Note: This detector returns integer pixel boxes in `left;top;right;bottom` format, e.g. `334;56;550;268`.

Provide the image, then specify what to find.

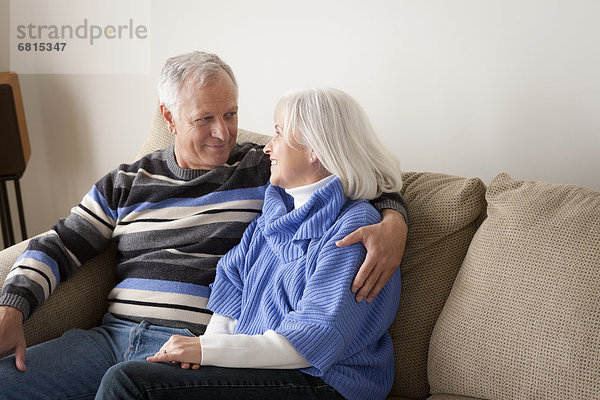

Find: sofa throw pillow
389;172;486;399
429;173;600;400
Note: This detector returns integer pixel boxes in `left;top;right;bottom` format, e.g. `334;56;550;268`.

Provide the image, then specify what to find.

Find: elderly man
0;51;407;399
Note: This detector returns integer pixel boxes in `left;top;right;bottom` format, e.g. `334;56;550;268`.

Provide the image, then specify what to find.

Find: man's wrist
0;305;25;324
0;293;30;322
381;208;408;225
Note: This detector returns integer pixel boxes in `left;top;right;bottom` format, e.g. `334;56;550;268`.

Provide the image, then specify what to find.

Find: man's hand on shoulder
336;209;407;303
0;306;27;372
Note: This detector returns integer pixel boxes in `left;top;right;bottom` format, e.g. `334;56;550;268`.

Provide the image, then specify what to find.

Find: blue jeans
0;313;195;400
96;361;344;399
1;313;343;399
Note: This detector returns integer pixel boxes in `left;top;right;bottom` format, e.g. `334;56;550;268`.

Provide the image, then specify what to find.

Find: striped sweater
0;143;270;333
207;177;402;400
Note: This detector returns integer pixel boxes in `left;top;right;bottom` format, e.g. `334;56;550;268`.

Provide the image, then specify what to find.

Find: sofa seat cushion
428;173;600;400
389;172;486;399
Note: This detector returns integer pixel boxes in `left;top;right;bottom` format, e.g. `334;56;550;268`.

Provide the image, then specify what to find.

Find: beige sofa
1;109;599;400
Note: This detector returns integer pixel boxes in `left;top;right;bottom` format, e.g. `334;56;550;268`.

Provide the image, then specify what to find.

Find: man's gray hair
158;51;238;117
274;87;403;200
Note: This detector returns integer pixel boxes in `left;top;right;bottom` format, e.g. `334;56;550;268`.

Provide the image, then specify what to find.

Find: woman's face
263;114;321;189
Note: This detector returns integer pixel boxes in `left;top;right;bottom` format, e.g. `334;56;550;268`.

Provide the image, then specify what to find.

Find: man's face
170;70;238;170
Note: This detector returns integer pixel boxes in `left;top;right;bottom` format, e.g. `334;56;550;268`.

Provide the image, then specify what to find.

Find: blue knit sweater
207;177;402;400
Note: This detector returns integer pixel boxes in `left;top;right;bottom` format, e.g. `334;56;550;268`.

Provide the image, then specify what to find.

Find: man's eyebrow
191;105;237;117
191;109;212;117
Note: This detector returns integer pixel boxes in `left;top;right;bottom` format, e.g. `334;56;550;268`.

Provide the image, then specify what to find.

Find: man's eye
225;112;237;118
196;116;212;122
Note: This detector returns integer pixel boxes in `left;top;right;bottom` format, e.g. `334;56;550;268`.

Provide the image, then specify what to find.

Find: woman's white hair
275;87;403;200
158;51;237;118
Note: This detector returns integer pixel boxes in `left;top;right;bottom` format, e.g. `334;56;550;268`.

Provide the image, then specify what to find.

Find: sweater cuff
0;293;31;321
371;192;408;223
276;318;341;374
206;280;242;320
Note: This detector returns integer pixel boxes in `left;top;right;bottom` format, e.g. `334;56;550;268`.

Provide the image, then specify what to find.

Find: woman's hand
146;335;203;370
336;209;407;303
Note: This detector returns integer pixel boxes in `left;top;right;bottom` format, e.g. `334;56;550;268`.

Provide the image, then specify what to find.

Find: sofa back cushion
390;172;487;399
429;173;600;399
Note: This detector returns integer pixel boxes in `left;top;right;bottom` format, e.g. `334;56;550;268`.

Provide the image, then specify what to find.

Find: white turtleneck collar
284;175;337;210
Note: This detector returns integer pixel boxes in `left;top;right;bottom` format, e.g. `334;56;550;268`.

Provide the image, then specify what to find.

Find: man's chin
209;153;232;167
203;143;234;166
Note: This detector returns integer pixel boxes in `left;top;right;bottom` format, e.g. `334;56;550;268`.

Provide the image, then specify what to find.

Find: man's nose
211;118;229;141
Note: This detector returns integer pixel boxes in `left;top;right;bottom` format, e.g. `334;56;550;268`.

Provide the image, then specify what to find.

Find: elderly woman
95;88;403;400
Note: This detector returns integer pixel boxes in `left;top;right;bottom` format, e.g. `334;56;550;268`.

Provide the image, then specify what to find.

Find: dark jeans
96;361;345;400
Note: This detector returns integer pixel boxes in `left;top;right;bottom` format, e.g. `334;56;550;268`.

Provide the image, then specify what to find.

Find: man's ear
160;104;176;135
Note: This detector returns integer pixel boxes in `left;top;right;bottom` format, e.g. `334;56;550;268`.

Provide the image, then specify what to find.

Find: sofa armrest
0;240;117;354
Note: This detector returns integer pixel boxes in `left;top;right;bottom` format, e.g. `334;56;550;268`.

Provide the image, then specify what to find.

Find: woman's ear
309;149;318;163
160;104;176;135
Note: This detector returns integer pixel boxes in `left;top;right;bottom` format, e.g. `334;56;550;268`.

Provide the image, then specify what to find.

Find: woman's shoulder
336;198;381;231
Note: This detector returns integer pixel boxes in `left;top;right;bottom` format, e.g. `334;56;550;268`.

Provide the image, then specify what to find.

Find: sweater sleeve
204;313;238;335
206;217;260;320
202;313;310;369
276;203;402;375
370;191;408;223
0;170;119;320
200;329;311;369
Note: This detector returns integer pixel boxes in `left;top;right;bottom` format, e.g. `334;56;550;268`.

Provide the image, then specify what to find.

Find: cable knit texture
207;177;402;400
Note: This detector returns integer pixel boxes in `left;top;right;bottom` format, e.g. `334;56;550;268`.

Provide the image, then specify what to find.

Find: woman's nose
263;139;272;154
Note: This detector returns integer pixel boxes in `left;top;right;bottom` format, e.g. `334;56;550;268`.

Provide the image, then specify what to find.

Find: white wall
1;0;599;241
